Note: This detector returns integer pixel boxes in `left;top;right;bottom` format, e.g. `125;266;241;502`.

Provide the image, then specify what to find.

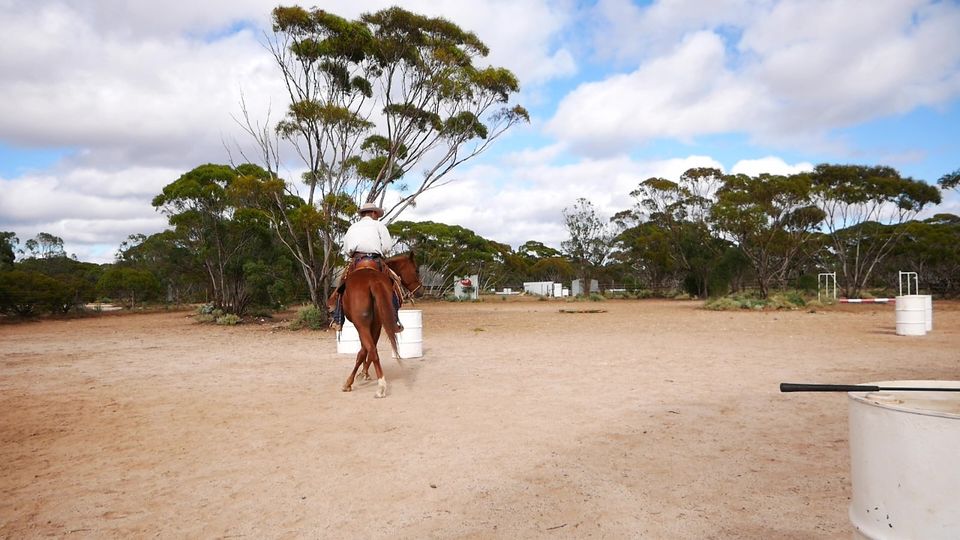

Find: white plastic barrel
336;319;361;354
848;381;960;539
924;295;933;332
894;295;926;336
396;309;423;359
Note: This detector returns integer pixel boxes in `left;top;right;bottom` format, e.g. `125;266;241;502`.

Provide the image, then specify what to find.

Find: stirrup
330;321;342;331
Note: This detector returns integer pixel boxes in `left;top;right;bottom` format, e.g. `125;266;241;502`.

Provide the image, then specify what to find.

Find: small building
571;279;599;296
523;281;555;296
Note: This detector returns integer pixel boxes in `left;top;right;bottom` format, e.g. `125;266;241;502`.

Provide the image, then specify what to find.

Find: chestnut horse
340;252;423;398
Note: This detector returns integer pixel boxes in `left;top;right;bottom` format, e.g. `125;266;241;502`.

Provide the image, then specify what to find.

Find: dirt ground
1;298;958;539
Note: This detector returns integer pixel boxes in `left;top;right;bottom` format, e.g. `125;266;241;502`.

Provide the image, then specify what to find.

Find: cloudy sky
2;0;959;262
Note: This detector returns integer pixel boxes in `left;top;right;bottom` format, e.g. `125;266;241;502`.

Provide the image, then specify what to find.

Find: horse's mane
386;251;415;265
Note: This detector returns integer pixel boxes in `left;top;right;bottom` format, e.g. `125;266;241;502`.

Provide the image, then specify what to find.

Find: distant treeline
2;164;959;317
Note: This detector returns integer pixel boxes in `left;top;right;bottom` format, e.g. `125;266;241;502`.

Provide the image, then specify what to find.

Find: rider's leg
392;292;403;332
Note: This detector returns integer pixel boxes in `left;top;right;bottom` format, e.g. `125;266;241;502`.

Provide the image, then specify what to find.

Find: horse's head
386;252;424;298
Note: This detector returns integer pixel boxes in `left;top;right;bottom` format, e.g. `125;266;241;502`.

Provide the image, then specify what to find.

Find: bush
291;305;325;330
704;291;809;311
216;314;241;325
703;297;742;311
0;270;73;315
588;293;605;302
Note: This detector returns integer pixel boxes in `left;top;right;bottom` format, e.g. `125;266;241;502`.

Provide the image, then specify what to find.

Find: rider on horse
329;202;402;331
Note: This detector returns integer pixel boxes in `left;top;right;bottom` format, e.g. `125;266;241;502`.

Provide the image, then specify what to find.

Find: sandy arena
2;298;958;538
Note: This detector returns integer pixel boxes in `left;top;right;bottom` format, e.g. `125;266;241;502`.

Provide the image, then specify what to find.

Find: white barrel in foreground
848;380;960;539
894;295;926;336
396;309;423;359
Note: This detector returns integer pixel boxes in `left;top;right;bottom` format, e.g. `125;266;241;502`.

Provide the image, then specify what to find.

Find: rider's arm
378;221;394;255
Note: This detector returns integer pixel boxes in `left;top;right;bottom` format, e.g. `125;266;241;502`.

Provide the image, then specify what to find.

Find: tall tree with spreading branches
562;198;613;293
236;6;527;312
807;164;941;297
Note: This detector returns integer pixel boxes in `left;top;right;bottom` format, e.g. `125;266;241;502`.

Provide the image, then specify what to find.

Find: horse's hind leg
370;352;387;399
342;349;366;392
357;348;372;382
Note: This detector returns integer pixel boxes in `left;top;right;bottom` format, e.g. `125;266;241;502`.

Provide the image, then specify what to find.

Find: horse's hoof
374;390;386;399
342;386;352;392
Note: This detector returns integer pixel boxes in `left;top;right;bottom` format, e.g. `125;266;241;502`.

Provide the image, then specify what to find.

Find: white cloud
395;153;723;250
590;0;763;63
0;168;172;262
730;156;813;176
551;0;960;155
548;31;768;154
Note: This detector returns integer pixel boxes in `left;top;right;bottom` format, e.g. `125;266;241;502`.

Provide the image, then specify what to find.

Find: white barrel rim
848;380;960;419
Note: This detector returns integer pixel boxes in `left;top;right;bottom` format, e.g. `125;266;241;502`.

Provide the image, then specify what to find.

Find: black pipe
780;383;960;393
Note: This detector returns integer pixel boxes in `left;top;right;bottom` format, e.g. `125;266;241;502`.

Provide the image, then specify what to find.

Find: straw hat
359;202;384;217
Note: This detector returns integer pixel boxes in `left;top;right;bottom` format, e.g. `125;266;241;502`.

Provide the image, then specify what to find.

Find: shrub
703;297;742;311
291;305;325;330
216;314;241;325
0;270;73;315
704;291;810;311
588;293;605;302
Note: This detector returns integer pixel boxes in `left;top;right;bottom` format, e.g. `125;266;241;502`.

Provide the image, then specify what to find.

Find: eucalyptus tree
116;231;209;304
561;198;614;293
389;220;509;294
517;240;569;283
609;216;681;293
152;164;275;314
240;6;527;313
627;168;727;297
938;168;960;191
883;214;960;296
807;164;941;297
0;232;16;269
712;173;825;298
97;267;161;309
23;232;66;259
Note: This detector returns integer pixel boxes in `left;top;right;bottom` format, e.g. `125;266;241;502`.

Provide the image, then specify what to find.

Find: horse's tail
372;277;403;363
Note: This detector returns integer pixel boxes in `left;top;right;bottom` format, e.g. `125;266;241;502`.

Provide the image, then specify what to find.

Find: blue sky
1;0;959;263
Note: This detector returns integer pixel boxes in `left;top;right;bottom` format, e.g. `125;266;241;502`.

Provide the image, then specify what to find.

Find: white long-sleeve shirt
341;216;394;257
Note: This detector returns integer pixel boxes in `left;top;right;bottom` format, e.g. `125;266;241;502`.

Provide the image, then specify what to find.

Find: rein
403;282;423;304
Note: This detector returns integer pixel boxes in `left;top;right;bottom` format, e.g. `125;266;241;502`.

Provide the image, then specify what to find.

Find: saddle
340;254;406;307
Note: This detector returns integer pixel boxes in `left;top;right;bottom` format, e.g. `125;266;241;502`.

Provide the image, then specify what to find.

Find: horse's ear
407;250;416;264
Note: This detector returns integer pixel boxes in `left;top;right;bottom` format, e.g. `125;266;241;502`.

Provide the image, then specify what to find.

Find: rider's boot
329;292;343;331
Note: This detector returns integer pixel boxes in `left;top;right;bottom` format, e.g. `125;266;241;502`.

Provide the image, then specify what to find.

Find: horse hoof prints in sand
340;253;423;398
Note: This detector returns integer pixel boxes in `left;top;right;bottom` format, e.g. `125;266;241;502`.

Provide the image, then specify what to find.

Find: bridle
402;281;423;303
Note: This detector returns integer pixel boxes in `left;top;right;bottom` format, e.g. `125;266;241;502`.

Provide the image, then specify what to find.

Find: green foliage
562;198;614;290
704;291;808;311
116;231;205;305
0;270;74;315
152;163;289;315
712;172;824;298
23;232;67;259
291;305;326;330
808;164;942;297
390;220;510;293
216;314;241;325
97;267;161;308
0;232;17;269
939;168;960;191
